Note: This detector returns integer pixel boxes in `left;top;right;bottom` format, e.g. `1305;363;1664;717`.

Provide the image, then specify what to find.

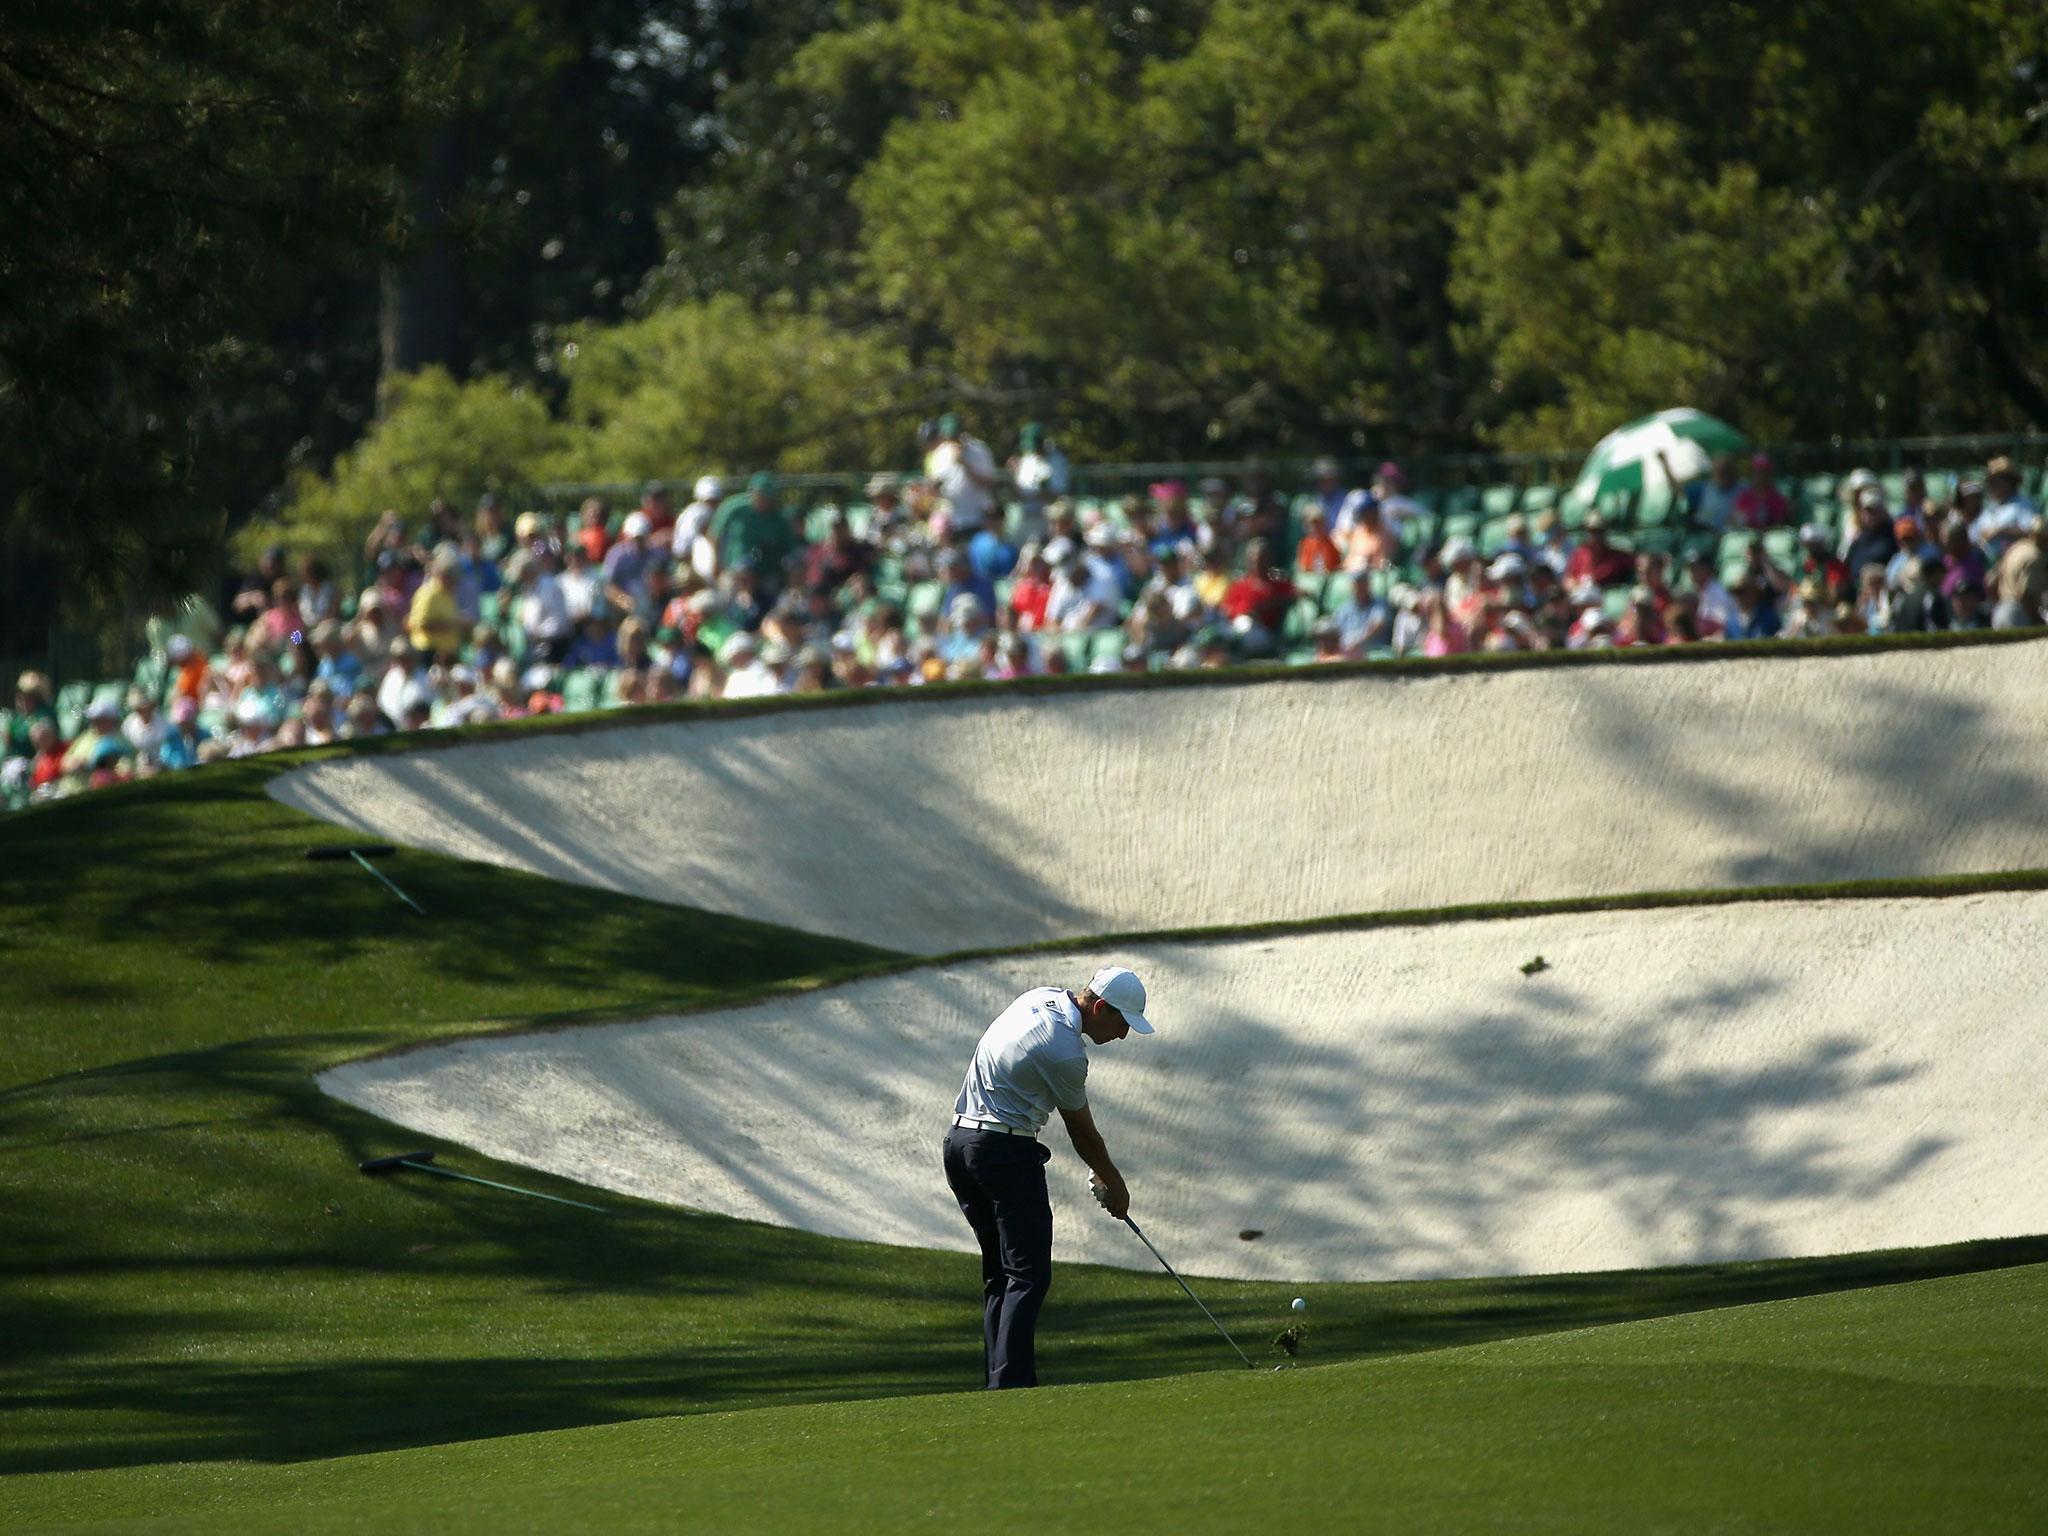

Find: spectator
1419;591;1469;657
1886;558;1949;633
1221;537;1298;655
1047;551;1122;632
1009;547;1053;631
1295;508;1342;574
475;494;511;563
637;482;676;539
1943;570;1990;630
1723;574;1783;641
672;475;724;575
1684;552;1737;636
259;577;303;648
1687;452;1744;531
376;640;424;725
1972;456;2040;561
28;718;68;791
157;698;211;770
966;514;1016;600
407;548;465;658
1192;477;1234;552
574;497;612;563
1732;454;1792;528
1339;497;1401;572
1991;524;2046;628
1367;462;1424;538
513;546;573;663
231;546;288;621
564;614;622;671
9;671;57;759
716;473;799;591
1010;423;1069;538
1307;457;1348;526
122;687;169;769
1564;515;1633;589
1329;573;1391;655
298;555;338;627
1841;493;1900;586
929;413;998;532
602;512;656;615
719;631;781;699
558;541;602;625
1149;484;1201;560
300;685;341;745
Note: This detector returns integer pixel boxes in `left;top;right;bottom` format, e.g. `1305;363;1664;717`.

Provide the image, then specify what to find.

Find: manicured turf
8;1260;2044;1534
3;753;2042;1530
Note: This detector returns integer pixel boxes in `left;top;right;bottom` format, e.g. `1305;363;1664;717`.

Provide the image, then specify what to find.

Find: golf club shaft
352;850;425;915
403;1159;606;1212
1123;1216;1255;1369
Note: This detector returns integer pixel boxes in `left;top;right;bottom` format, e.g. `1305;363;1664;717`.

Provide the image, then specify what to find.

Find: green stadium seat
1440;512;1481;543
1479;483;1519;518
1602;589;1632;621
1281;598;1320;644
1293;571;1327;607
561;668;602;714
1089;629;1127;667
1718;530;1758;562
1478;517;1516;557
1520;484;1561;515
1441;486;1482;518
1761;528;1799;566
906;582;944;621
1402;512;1439;551
1800;474;1839;514
1061;633;1093;671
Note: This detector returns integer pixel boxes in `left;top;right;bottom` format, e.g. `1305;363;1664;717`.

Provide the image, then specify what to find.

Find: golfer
943;965;1154;1389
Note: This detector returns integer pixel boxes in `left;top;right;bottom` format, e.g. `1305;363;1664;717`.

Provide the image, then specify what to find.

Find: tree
0;0;425;644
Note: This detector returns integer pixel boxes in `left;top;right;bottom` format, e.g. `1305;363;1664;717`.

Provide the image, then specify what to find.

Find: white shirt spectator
953;986;1090;1134
671;496;719;564
722;658;783;699
122;708;169;767
1013;446;1069;510
1047;560;1124;631
558;562;600;623
519;572;570;644
1694;576;1739;635
931;435;998;530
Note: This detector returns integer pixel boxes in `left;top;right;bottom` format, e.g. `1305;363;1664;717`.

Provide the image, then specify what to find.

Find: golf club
358;1149;607;1213
1120;1214;1255;1369
306;844;425;915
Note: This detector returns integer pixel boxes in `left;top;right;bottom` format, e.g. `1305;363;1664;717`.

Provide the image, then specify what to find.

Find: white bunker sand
272;642;2048;953
322;892;2048;1282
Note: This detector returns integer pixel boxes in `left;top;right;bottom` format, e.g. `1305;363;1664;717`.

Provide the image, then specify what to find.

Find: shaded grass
8;1261;2044;1534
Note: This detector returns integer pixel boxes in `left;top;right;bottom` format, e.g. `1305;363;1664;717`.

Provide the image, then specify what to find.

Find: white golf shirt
953;987;1090;1135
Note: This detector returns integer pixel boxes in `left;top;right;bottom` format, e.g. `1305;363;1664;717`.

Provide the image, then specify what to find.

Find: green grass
3;739;2043;1527
8;1261;2043;1534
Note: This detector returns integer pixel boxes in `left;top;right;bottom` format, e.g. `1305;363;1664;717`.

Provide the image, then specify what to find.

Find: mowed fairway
9;1261;2044;1535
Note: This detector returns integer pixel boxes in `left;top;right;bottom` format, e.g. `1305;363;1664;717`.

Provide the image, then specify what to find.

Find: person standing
942;966;1155;1390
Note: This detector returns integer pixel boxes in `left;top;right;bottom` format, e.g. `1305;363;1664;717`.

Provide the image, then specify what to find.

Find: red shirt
1296;534;1342;574
1565;540;1634;588
1010;575;1052;631
1734;485;1791;528
31;746;66;788
1222;571;1299;631
577;523;611;564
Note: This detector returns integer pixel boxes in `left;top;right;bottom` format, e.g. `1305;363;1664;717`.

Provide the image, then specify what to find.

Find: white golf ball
1291;1297;1307;1313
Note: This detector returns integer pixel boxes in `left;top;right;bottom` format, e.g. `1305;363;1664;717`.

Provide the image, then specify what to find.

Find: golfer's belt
952;1115;1037;1138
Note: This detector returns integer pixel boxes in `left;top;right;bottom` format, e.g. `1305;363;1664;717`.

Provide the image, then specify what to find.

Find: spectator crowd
5;415;2044;809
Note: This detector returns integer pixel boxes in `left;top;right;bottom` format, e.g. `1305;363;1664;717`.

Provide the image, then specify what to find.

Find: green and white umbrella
1568;409;1748;506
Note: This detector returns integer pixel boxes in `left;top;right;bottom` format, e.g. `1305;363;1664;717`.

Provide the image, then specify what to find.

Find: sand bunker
272;643;2048;953
322;891;2048;1281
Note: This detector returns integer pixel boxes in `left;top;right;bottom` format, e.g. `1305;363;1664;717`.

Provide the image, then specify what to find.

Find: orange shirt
1296;533;1343;574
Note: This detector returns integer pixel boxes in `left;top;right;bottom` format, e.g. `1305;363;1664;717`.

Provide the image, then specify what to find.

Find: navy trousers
942;1125;1054;1389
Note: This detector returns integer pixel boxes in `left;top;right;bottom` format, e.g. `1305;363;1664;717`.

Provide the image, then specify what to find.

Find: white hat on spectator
694;475;724;502
1579;605;1608;627
449;665;477;687
1487;552;1526;581
621;512;651;539
718;631;758;665
166;634;194;661
1442;536;1478;565
234;694;275;728
1856;484;1886;509
949;593;986;619
1844;468;1878;494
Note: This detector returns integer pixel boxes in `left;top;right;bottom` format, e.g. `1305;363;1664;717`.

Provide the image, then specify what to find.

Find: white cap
1088;965;1154;1034
621;511;652;539
694;475;724;502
